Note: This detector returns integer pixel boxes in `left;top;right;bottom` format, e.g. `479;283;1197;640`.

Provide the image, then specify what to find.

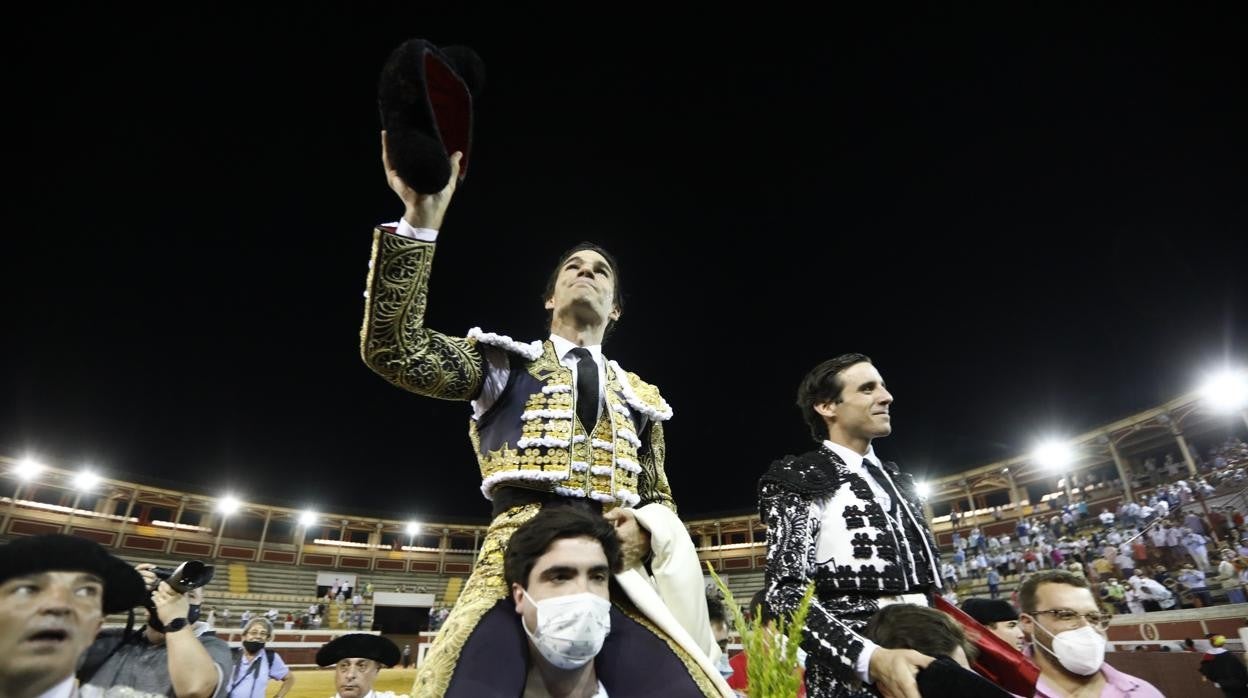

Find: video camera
150;561;215;594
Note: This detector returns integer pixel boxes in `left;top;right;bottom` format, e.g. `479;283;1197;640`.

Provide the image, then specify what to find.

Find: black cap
917;656;1015;698
0;534;147;614
961;598;1019;625
316;633;401;667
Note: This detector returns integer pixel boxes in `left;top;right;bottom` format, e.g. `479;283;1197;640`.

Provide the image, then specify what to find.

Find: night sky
6;5;1246;525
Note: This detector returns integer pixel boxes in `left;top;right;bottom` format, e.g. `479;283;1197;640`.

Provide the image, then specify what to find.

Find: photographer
80;561;233;698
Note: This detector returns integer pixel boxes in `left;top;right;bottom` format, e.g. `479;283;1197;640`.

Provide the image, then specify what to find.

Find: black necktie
569;347;599;432
863;458;895;514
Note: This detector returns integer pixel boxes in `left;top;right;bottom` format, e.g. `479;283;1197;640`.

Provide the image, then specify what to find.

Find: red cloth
726;651;807;697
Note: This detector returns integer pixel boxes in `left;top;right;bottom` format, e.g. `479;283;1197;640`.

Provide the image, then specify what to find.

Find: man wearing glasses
1018;570;1163;697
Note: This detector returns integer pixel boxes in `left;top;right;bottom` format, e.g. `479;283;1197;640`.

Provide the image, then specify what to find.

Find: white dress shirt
824;440;891;512
820;441;892;683
390;218;439;242
820;440;938;684
35;675;76;698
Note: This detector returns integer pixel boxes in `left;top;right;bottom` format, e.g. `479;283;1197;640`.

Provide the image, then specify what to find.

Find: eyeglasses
1028;608;1113;630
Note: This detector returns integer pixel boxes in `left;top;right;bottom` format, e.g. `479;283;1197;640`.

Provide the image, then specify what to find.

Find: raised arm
359;137;483;400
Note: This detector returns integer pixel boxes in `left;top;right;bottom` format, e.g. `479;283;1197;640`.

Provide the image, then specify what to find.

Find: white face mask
1032;621;1106;676
521;589;612;670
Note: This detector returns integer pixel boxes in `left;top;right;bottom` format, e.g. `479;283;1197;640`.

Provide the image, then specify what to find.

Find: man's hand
135;562;159;591
151;581;191;627
381;130;461;231
604;508;652;569
869;647;934;698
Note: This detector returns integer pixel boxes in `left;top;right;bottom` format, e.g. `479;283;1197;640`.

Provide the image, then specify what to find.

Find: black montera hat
0;534;147;614
378;38;484;192
961;597;1019;625
316;633;401;667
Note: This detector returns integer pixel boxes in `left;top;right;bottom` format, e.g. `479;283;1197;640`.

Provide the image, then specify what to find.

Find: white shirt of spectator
34;675;75;698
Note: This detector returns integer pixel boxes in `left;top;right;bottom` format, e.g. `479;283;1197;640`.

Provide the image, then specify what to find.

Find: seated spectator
505;506;623;698
79;560;233;697
0;534;146;698
228;616;295;698
315;633;402;698
1101;577;1125;610
865;604;1012;698
1176;563;1213;607
1131;569;1176;611
1216;550;1238;582
962;598;1025;651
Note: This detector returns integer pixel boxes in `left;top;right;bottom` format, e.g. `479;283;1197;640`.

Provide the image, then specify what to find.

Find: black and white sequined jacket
759;445;942;695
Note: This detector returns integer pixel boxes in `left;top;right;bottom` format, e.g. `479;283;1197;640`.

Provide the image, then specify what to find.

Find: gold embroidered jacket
360;230;676;511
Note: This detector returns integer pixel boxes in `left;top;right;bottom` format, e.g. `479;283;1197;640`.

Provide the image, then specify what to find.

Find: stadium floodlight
915;481;932;499
406;521;421;536
298;510;317;527
1033;440;1075;471
15;458;45;481
1200;368;1248;413
73;469;100;491
218;495;240;515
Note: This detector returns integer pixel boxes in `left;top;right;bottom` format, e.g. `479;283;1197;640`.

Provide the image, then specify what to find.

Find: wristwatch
165;617;189;633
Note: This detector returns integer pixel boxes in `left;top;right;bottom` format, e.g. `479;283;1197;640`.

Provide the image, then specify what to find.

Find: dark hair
864;604;977;663
748;588;779;626
706;593;728;627
795;353;873;443
1018;570;1093;613
541;242;624;338
503;506;623;589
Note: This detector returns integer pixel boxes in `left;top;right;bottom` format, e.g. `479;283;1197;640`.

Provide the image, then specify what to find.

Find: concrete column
114;489;139;548
1170;418;1220;545
256;509;273;558
1106;436;1134;503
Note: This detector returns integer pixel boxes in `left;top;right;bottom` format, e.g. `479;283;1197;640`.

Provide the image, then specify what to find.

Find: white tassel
479;469;569;499
521;409;574;421
616;429;642;448
609;360;673;421
467;327;543;360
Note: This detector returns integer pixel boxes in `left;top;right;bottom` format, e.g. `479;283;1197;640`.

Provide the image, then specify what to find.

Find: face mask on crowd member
505;506;625;694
